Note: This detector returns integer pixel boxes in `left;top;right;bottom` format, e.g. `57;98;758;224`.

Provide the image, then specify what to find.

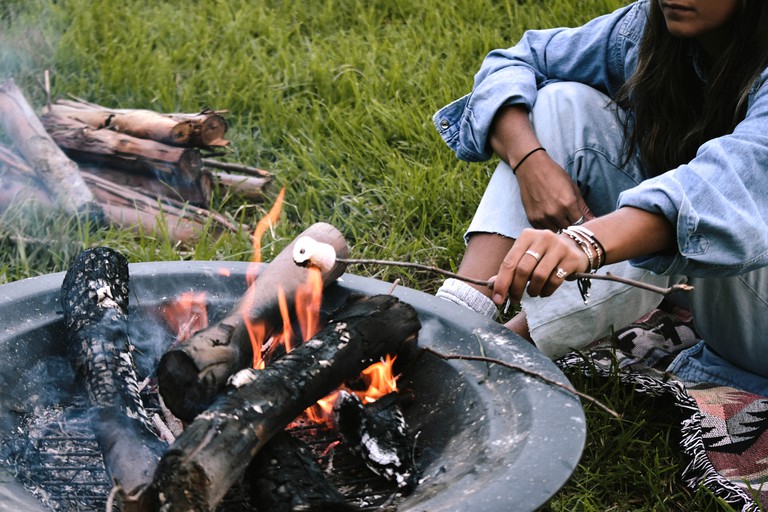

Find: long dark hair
615;1;768;176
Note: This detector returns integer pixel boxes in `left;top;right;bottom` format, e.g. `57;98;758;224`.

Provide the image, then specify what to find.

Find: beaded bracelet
512;147;546;174
560;225;606;303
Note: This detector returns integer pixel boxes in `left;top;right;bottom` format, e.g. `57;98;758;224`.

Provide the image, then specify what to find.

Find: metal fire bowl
0;261;586;512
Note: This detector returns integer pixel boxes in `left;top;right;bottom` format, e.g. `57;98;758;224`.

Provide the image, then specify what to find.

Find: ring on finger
555;267;568;279
572;216;586;226
524;250;541;262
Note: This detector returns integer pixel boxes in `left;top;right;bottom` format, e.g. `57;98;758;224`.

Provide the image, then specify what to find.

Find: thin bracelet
512;146;546;174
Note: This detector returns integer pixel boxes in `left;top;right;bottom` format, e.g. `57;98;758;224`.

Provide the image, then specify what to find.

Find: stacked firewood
0;78;273;243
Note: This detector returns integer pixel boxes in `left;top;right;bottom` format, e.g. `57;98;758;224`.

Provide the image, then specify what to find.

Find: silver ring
555;267;568;279
572;216;586;226
524;250;541;262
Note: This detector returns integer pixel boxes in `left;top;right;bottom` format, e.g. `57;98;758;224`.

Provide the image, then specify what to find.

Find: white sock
435;278;498;319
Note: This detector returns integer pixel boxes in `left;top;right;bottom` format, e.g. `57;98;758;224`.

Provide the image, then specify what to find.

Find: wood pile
0;78;274;243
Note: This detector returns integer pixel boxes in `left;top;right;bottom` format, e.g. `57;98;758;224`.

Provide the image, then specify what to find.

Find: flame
242;188;286;368
301;355;400;425
294;267;323;342
247;187;285;286
355;354;399;404
160;291;208;343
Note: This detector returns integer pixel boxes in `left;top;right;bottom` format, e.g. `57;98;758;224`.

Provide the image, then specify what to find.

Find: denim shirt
433;0;768;278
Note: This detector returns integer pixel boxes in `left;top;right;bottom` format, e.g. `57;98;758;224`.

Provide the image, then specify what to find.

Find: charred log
246;431;356;512
60;247;165;498
145;293;421;512
157;222;349;422
333;390;418;494
0;79;100;217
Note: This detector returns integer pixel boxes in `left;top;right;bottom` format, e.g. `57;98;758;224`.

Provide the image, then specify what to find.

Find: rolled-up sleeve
433;2;643;161
619;74;768;276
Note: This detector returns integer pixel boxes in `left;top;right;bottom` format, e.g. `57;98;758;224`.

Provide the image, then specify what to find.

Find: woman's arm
491;206;675;306
489;106;593;231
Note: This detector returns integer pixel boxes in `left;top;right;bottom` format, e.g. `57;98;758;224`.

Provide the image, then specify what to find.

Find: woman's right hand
515;154;593;232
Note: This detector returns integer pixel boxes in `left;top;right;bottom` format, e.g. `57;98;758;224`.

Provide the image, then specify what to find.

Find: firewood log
210;170;271;202
144;293;421;512
41;112;211;205
246;431;356;512
60;247;166;497
80;170;244;243
0;79;100;217
333;390;418;494
157;222;349;422
49;99;229;147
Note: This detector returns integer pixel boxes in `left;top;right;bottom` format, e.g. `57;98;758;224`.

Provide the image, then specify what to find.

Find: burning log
60;247;166;498
48;98;229;147
245;431;356;512
0;79;100;217
41;112;211;206
157;222;349;422
145;293;421;512
333;390;418;494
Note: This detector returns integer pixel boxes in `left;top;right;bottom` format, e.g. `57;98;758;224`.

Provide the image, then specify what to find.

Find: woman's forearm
585;207;676;265
489;105;543;167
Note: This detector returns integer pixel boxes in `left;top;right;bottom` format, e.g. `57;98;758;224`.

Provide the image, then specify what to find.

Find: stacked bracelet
559;225;606;304
512;147;546;174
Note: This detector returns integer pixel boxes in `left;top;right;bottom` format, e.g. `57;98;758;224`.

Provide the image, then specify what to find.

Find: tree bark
157;222;349;422
60;247;166;498
0;79;99;216
145;293;421;512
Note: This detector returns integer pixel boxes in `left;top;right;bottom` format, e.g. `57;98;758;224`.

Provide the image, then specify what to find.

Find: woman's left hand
490;228;589;306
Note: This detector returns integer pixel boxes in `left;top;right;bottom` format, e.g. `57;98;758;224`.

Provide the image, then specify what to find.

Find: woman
434;0;768;393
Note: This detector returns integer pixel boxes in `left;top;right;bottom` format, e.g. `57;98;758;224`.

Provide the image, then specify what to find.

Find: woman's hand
516;156;593;231
487;105;592;231
490;228;589;306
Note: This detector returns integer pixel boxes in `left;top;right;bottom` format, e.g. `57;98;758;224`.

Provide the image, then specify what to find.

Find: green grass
0;0;738;510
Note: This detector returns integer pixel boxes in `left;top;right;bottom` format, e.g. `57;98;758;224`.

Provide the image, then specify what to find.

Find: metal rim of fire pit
0;260;586;512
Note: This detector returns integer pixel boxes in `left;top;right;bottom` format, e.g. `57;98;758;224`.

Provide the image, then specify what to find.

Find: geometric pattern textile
557;306;768;511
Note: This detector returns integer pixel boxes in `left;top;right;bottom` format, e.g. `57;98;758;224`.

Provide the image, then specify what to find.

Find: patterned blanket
557;306;768;511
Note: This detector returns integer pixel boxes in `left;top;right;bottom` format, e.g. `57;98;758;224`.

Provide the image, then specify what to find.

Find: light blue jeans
461;81;768;394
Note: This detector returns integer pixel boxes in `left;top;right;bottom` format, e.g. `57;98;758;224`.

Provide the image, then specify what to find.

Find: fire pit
0;261;585;511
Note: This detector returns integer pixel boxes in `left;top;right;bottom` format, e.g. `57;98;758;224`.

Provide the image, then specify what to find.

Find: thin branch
337;257;493;287
421;346;620;418
571;271;693;295
337;257;693;296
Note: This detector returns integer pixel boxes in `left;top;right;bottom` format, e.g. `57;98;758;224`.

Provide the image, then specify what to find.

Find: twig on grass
420;346;620;418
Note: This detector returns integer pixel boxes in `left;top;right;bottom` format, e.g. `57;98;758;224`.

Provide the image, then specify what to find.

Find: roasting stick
292;236;693;297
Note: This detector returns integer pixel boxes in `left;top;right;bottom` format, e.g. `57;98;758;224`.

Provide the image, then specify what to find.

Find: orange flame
301;355;400;425
294;267;323;342
160;291;208;343
247;187;285;286
355;354;399;404
243;188;286;368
